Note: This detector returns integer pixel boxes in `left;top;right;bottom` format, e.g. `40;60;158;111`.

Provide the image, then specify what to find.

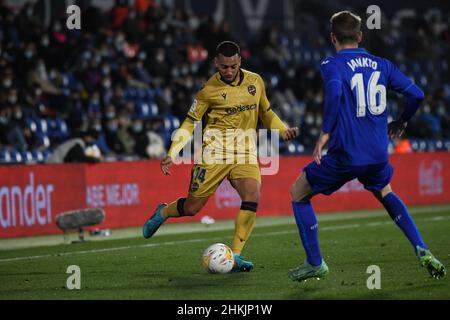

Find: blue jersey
320;48;424;165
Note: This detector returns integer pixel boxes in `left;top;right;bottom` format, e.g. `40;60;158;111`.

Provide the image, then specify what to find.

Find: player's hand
282;127;300;141
313;132;330;165
160;156;173;176
388;120;407;139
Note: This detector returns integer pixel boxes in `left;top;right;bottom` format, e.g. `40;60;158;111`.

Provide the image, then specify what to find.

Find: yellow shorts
189;164;261;197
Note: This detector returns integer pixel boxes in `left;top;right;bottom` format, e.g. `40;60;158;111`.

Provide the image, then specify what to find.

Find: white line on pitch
2;215;449;264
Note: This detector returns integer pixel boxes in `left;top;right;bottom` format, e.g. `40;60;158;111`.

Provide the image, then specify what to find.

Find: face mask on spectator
83;51;92;61
9;95;17;104
181;65;189;75
102;65;111;75
156;52;164;63
105;111;116;119
108;122;118;131
3;78;12;88
14;110;22;119
102;78;111;89
53;22;61;32
164;36;173;46
41;36;49;47
138;52;146;61
37;63;46;73
24;50;34;59
133;123;143;133
185;78;193;89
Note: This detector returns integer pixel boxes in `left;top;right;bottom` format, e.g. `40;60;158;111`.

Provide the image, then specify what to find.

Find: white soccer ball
202;243;235;274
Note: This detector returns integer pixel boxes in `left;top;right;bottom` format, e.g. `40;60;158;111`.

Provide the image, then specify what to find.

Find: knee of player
290;184;309;202
289;183;299;200
251;191;261;203
242;191;260;203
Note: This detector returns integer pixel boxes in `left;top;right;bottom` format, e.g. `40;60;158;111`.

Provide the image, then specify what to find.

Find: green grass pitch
1;204;449;300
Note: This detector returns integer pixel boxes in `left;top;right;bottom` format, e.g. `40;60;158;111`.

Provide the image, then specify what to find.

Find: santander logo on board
0;173;55;229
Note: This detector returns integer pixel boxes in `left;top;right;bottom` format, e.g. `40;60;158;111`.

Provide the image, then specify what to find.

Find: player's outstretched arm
161;118;196;175
281;127;300;141
160;156;173;176
259;108;299;141
313;131;330;165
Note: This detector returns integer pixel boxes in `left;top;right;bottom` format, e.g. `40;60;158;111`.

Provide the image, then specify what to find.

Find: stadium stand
0;0;449;164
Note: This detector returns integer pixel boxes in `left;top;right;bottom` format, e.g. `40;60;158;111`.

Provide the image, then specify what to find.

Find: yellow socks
232;208;256;254
161;198;186;219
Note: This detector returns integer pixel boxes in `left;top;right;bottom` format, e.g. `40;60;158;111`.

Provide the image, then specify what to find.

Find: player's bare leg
288;172;329;282
229;178;260;272
372;184;446;279
143;195;209;239
290;171;314;202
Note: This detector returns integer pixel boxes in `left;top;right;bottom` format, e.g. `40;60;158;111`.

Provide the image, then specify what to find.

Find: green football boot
288;260;329;282
416;246;446;279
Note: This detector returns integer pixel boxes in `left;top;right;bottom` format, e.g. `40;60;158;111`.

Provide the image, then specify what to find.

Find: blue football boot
143;203;167;239
231;254;254;272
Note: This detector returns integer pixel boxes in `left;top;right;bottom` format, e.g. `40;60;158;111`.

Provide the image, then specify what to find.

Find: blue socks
381;192;428;250
292;201;323;266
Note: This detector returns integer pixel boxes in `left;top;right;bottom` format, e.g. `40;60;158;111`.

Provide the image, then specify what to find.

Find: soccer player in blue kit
288;11;446;282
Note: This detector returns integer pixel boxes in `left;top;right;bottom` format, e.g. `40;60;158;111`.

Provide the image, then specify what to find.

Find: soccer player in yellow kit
143;41;299;272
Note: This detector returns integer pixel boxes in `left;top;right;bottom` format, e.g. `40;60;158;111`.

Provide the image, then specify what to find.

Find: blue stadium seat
409;138;419;151
287;143;297;154
25;118;38;132
444;140;450;151
139;88;156;102
163;116;180;131
9;150;23;163
125;87;139;101
47;118;70;139
36;133;51;149
0;149;12;163
34;118;48;134
135;101;158;119
21;151;34;163
31;150;46;163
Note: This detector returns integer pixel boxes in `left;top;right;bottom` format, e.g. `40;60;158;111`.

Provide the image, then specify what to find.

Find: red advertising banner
1;153;449;238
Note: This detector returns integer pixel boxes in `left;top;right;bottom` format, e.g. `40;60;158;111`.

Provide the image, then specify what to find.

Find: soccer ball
202;243;235;274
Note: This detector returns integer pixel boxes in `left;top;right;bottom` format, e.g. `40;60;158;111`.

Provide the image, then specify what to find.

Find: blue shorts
304;155;393;195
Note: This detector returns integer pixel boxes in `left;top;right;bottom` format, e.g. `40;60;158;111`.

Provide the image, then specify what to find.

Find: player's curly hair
215;41;241;57
330;11;362;44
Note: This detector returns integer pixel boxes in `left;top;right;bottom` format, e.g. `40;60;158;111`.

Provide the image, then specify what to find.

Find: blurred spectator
47;129;101;163
0;0;449;164
116;111;136;155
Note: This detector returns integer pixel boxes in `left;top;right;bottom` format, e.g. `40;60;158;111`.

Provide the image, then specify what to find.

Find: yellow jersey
168;69;287;164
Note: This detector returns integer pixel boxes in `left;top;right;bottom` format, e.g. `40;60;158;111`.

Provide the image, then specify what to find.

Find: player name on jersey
347;57;378;72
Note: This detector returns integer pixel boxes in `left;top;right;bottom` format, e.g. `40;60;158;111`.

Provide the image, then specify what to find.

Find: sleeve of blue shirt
386;59;425;122
320;59;342;133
